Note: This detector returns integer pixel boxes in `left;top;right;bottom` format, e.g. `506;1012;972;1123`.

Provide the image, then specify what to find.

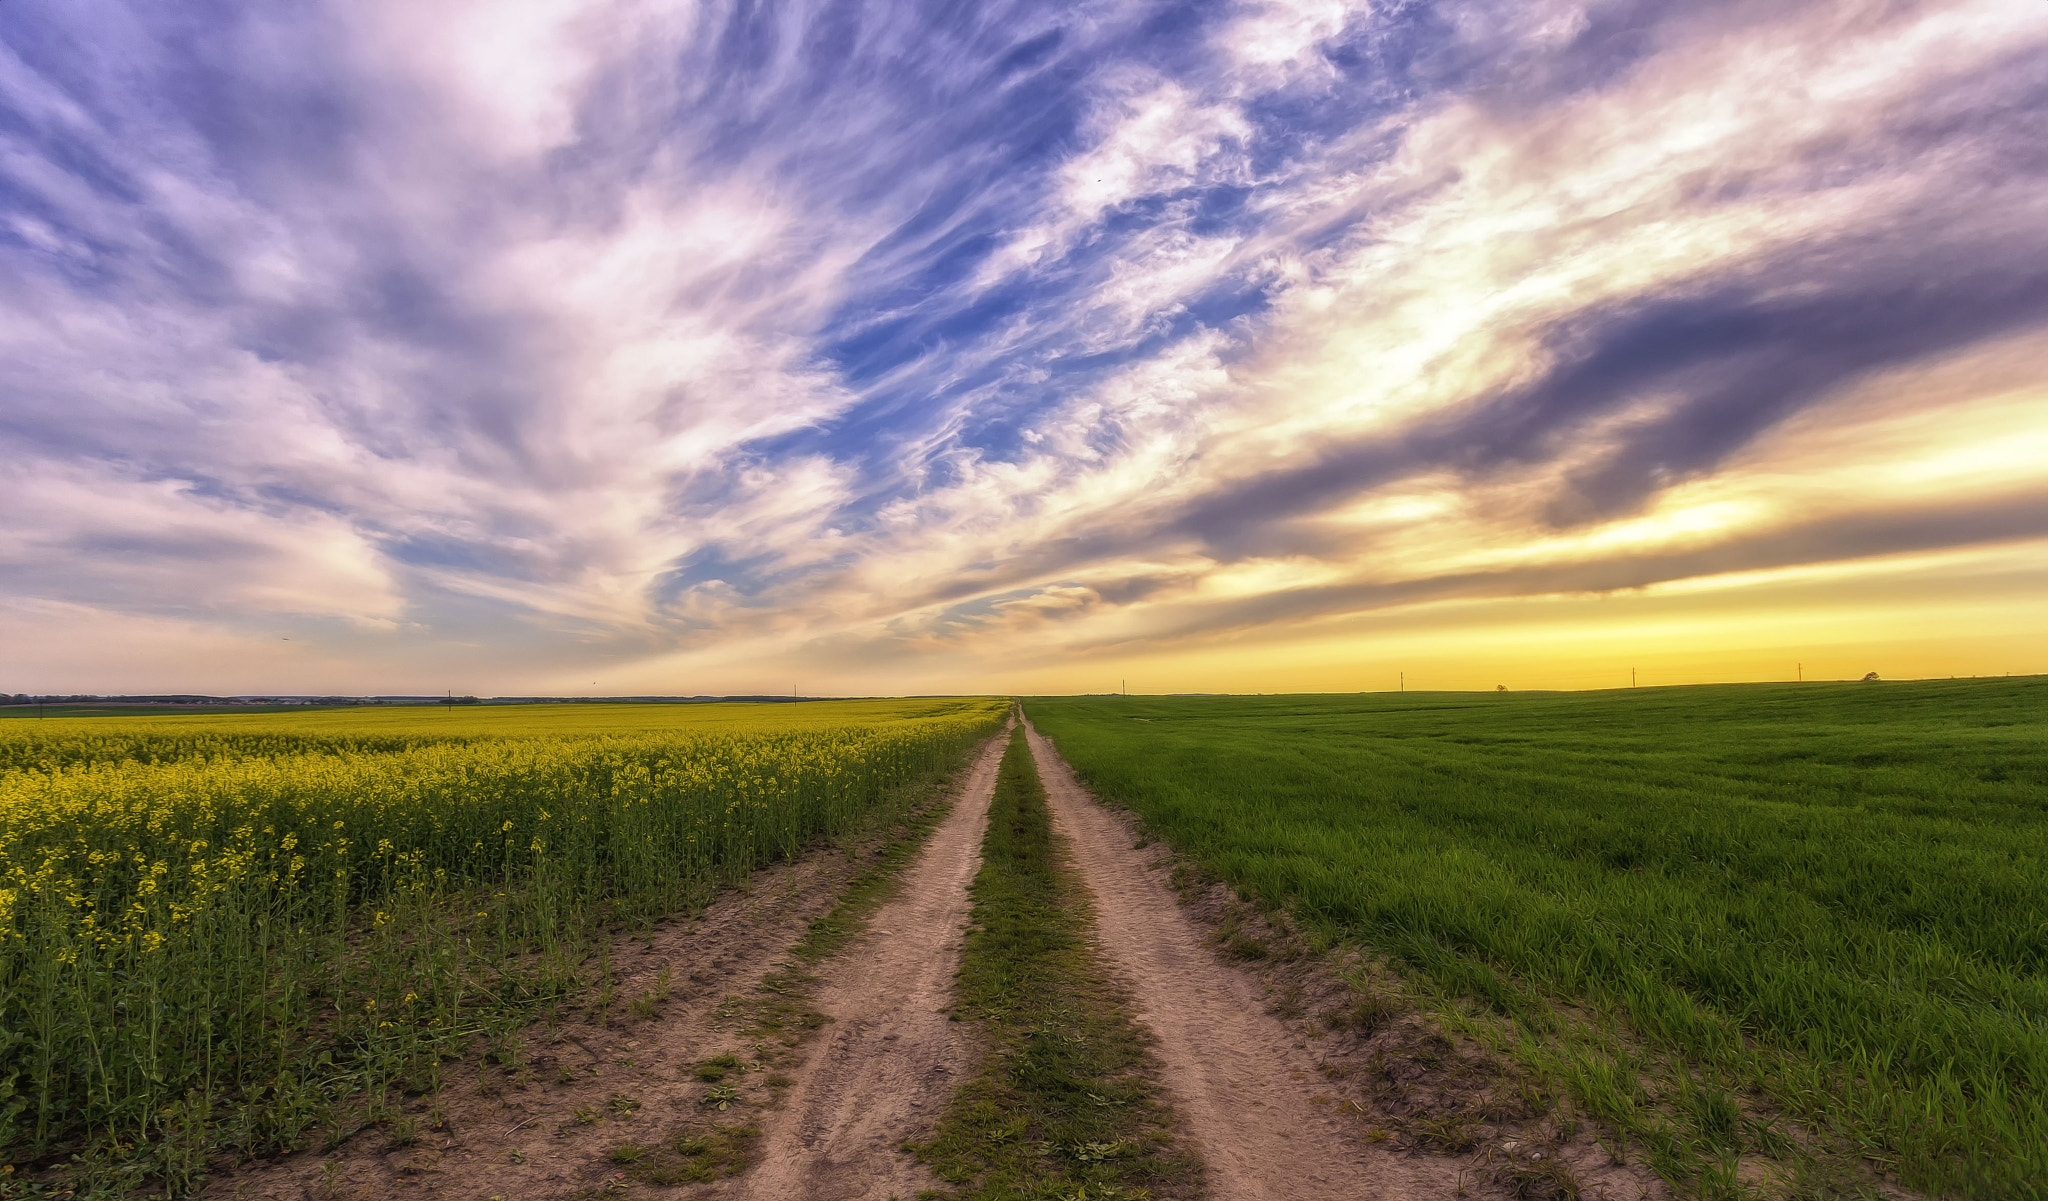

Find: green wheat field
1026;678;2047;1199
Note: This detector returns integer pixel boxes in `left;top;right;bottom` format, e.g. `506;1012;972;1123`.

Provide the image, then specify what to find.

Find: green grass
607;1122;761;1185
1025;678;2048;1200
916;726;1198;1200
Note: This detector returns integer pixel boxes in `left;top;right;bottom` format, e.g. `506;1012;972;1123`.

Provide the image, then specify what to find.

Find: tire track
1024;718;1466;1201
735;721;1010;1200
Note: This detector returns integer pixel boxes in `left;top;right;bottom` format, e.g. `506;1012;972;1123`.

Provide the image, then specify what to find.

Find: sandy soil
733;724;1009;1200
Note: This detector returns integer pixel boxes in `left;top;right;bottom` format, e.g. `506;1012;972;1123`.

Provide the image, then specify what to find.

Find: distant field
0;698;987;771
1026;680;2048;1199
0;699;1006;1184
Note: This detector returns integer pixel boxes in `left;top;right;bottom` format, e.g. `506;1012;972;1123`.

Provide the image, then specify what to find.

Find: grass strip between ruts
913;724;1199;1200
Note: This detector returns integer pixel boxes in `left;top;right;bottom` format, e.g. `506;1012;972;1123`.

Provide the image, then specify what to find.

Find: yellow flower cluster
0;697;1004;1165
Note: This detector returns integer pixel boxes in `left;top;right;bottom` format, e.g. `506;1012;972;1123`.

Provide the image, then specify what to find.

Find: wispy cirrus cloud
0;0;2043;695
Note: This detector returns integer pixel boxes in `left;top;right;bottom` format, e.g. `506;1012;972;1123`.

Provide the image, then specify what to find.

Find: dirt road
738;723;1009;1200
205;717;1653;1201
1024;720;1465;1201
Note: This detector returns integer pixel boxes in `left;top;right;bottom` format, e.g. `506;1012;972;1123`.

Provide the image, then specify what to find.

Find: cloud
983;78;1253;281
0;461;405;625
1;0;2044;693
1214;0;1365;89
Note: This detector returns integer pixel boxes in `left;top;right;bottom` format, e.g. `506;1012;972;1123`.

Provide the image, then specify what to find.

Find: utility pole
1399;671;1404;693
1632;668;1636;688
1122;679;1126;697
446;689;452;712
1797;663;1802;682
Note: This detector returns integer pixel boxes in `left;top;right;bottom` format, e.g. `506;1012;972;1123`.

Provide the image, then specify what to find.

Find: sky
1;0;2045;698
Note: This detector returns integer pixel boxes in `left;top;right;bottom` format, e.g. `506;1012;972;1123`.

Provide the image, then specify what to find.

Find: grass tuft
612;1122;760;1185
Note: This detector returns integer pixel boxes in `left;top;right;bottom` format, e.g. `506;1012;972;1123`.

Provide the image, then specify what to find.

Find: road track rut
735;722;1009;1200
1025;719;1466;1201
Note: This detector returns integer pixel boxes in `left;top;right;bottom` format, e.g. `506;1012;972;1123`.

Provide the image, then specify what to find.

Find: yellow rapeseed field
0;698;1005;1186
